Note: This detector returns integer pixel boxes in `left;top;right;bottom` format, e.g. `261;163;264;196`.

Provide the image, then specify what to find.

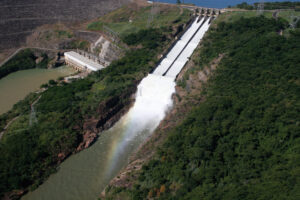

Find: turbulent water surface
0;67;75;114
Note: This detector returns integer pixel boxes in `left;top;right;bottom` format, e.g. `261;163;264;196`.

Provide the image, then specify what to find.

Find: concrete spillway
165;19;211;78
153;17;204;76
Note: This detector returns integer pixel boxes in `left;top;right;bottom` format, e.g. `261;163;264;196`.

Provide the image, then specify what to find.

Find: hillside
234;1;300;10
0;3;192;199
103;13;300;200
0;0;131;50
1;1;299;199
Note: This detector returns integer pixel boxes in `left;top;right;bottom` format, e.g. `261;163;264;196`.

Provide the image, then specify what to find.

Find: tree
48;79;57;86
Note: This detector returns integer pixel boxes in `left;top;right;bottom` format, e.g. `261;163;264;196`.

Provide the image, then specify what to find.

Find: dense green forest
235;1;300;10
259;1;300;10
106;16;300;199
0;49;49;79
0;25;177;198
234;2;255;10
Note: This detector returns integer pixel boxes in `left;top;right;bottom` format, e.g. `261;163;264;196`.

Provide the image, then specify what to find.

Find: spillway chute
164;18;211;78
153;16;205;76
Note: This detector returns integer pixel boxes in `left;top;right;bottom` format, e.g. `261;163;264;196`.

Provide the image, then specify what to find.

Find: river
0;67;76;115
22;16;211;200
23;74;176;200
21;15;215;200
157;0;300;8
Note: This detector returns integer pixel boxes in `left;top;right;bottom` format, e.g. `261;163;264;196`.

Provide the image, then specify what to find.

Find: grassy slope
87;4;191;37
0;5;192;198
235;1;300;10
217;10;300;24
104;13;300;200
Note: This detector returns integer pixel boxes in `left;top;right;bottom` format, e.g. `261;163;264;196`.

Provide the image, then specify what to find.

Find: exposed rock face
57;152;69;163
76;131;97;151
99;41;122;63
91;36;123;65
2;190;25;200
0;0;131;50
74;31;101;44
76;84;137;152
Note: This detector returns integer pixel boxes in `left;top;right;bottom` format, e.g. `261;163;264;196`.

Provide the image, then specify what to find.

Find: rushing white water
127;74;176;131
104;74;176;178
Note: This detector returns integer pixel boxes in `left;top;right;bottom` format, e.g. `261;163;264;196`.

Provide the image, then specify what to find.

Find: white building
64;51;105;72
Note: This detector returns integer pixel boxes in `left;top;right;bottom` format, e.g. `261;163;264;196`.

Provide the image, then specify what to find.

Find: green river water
0;67;76;115
0;66;159;200
22;111;156;200
21;74;176;200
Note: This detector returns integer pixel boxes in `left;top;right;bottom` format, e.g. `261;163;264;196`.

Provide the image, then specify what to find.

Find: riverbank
0;67;76;115
0;3;193;199
0;49;58;80
21;14;195;200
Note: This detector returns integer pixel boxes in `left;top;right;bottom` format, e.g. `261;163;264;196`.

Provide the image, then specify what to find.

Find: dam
22;16;212;200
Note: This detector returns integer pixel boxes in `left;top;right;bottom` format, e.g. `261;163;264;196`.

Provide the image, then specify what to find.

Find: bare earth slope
0;0;131;50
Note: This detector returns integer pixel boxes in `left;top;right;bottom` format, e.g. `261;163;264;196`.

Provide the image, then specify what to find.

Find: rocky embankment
0;0;131;50
76;84;138;152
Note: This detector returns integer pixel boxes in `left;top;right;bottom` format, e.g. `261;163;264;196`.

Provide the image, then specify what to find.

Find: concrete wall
65;56;89;72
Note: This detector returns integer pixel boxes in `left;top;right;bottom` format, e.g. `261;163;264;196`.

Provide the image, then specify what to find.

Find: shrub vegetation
0;26;176;197
235;1;300;10
109;16;300;200
0;49;50;79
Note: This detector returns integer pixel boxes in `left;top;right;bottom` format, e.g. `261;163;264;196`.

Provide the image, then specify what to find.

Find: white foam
125;74;176;134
